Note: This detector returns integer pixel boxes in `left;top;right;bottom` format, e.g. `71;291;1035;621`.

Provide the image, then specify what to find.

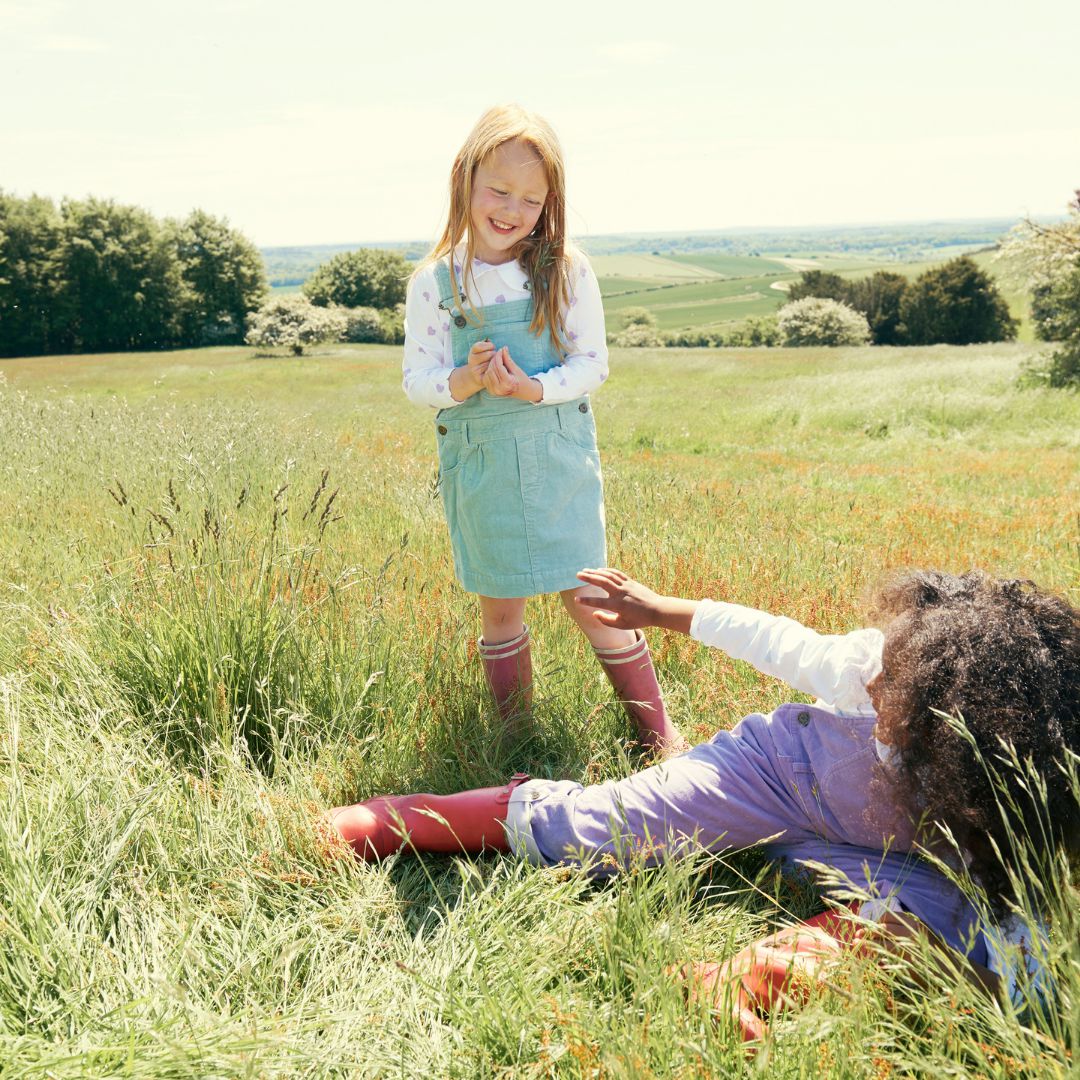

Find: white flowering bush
778;297;872;347
341;306;383;343
244;295;348;356
611;323;665;348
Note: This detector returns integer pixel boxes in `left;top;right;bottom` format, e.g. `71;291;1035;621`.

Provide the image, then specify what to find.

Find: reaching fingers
577;567;628;590
574;594;610;610
591;609;620;626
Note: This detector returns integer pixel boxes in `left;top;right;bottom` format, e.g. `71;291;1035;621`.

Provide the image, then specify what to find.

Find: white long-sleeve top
689;599;884;717
402;249;609;410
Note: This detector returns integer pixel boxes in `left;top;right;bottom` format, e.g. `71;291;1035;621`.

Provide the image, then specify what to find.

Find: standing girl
402;104;684;753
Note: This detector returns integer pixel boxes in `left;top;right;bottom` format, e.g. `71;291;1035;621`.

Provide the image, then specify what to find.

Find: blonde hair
424;104;573;356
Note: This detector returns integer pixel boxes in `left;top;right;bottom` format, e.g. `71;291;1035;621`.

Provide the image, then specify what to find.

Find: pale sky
2;0;1077;246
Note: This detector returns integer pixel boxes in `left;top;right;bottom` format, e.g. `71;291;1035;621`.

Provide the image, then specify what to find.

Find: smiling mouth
489;219;517;235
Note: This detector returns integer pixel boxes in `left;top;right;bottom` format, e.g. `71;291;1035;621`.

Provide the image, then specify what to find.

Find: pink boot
594;631;688;755
479;626;533;721
327;774;531;860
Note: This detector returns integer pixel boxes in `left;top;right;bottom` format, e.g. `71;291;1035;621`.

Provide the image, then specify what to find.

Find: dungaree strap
433;260;463;313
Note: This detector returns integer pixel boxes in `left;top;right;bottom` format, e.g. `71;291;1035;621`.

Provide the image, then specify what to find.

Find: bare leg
559;584;636;650
478;595;527;646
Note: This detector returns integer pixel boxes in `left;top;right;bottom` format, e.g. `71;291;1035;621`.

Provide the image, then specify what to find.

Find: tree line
0;193;268;357
783;257;1016;345
0;191;414;359
614;256;1019;350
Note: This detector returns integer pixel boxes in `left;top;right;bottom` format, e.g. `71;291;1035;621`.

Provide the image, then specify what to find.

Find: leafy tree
998;192;1080;386
170;210;267;345
846;271;909;345
899;256;1016;346
61;197;185;352
303;248;409;310
778;297;871;347
1041;273;1080;387
786;270;850;304
245;294;347;355
786;268;909;345
0;192;67;357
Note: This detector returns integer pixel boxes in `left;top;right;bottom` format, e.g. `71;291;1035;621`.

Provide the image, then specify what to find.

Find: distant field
596;245;1031;337
589;254;722;279
664;253;793;277
603;275;798;330
597;275;676;296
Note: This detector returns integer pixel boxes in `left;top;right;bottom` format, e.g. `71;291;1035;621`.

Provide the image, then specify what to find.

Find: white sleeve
689;599;883;715
532;254;609;404
402;265;460;410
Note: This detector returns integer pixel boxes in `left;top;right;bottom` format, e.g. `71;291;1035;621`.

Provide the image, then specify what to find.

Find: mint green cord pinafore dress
433;260;606;598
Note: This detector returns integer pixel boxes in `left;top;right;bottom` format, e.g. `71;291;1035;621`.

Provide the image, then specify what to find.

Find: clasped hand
466;340;536;399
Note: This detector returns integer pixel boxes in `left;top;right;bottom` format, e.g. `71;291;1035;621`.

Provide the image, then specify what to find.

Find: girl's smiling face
469;138;549;264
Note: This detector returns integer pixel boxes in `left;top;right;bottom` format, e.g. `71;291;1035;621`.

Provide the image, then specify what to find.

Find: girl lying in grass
326;566;1079;1042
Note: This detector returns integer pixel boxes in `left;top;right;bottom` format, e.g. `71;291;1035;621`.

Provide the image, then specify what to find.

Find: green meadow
590;247;1033;339
1;342;1077;1076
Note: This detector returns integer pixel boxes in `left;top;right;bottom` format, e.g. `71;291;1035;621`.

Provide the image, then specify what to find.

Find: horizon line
257;213;1062;252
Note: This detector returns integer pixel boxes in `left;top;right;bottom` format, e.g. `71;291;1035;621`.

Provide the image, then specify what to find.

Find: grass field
1;342;1077;1076
602;274;800;330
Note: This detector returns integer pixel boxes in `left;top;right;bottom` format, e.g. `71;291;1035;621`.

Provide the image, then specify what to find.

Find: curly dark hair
868;570;1080;917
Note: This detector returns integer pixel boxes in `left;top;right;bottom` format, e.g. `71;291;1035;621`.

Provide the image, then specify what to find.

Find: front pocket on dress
557;410;600;455
436;431;471;477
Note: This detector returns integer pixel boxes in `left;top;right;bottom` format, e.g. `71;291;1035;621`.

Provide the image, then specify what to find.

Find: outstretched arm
577;567;883;712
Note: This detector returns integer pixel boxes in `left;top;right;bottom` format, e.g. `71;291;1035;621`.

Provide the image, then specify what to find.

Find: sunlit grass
0;341;1077;1075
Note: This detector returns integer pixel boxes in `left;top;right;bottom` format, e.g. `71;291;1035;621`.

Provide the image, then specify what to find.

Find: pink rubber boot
479;626;533;721
326;774;531;861
594;631;688;755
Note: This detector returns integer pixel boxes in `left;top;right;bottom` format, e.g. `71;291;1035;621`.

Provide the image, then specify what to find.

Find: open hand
575;568;668;630
576;568;699;634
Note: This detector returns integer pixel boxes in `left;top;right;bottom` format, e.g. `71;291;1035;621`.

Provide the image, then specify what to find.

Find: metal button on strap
437;425;447;435
453;315;467;328
797;710;811;726
578;402;588;413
